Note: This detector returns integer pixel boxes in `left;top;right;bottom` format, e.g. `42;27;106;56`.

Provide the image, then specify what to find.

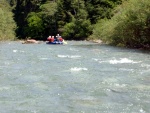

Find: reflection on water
0;41;150;113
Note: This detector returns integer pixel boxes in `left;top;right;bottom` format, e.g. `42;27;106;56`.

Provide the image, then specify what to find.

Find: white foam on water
70;55;81;59
114;83;127;87
70;67;88;72
139;108;146;113
0;86;10;91
92;58;107;63
13;50;25;53
92;58;140;65
39;58;49;60
141;63;150;68
92;58;99;61
13;50;18;53
109;58;139;64
57;55;68;58
119;68;134;72
69;48;79;51
57;55;81;59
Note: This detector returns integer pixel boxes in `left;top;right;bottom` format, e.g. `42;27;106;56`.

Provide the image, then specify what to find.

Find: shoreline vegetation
0;0;150;50
91;0;150;50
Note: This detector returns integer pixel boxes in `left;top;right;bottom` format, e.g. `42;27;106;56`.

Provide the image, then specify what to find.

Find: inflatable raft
46;40;63;44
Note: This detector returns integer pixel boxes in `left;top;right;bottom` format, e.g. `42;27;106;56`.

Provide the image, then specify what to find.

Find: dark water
0;41;150;113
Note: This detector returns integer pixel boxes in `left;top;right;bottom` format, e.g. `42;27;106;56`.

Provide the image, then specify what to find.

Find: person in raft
47;36;54;42
47;36;51;41
56;34;63;42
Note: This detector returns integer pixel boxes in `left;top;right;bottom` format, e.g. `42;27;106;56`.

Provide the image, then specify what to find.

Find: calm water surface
0;41;150;113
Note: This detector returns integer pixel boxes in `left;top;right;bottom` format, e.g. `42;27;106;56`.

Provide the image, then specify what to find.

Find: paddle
63;39;67;44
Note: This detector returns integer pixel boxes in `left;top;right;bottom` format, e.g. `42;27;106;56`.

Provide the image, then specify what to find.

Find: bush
62;19;92;40
92;0;150;48
24;12;44;39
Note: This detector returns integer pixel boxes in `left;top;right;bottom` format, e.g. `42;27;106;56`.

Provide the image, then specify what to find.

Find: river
0;41;150;113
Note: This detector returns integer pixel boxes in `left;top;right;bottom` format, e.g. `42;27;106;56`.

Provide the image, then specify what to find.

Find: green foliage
85;0;122;24
10;0;43;39
92;0;150;48
40;1;57;16
23;1;59;39
62;22;75;39
58;0;92;40
24;12;44;39
63;19;92;40
0;0;16;40
7;0;123;41
39;1;58;37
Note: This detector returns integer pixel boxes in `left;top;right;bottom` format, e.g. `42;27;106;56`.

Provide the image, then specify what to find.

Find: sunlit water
0;41;150;113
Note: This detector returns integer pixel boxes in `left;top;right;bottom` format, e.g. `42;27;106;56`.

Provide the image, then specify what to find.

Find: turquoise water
0;41;150;113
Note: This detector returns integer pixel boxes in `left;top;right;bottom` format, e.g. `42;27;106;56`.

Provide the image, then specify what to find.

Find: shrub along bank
91;0;150;49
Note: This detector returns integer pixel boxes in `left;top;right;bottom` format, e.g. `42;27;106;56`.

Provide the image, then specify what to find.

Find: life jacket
47;36;55;42
58;37;63;42
51;37;54;42
47;37;51;41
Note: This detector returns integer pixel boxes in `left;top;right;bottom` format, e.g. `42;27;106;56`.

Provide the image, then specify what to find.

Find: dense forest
0;0;150;49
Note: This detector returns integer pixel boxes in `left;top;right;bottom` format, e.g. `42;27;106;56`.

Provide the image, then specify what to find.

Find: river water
0;41;150;113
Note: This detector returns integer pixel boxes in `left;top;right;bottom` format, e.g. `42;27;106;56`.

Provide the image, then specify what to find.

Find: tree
39;1;58;37
24;12;44;39
10;0;43;39
92;0;150;49
8;0;122;40
57;0;92;40
84;0;122;24
24;1;58;39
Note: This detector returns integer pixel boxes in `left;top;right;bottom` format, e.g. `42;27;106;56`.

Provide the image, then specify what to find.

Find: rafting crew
47;36;55;42
47;34;64;43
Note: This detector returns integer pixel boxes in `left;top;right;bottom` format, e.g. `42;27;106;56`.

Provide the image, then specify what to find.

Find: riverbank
89;39;150;50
